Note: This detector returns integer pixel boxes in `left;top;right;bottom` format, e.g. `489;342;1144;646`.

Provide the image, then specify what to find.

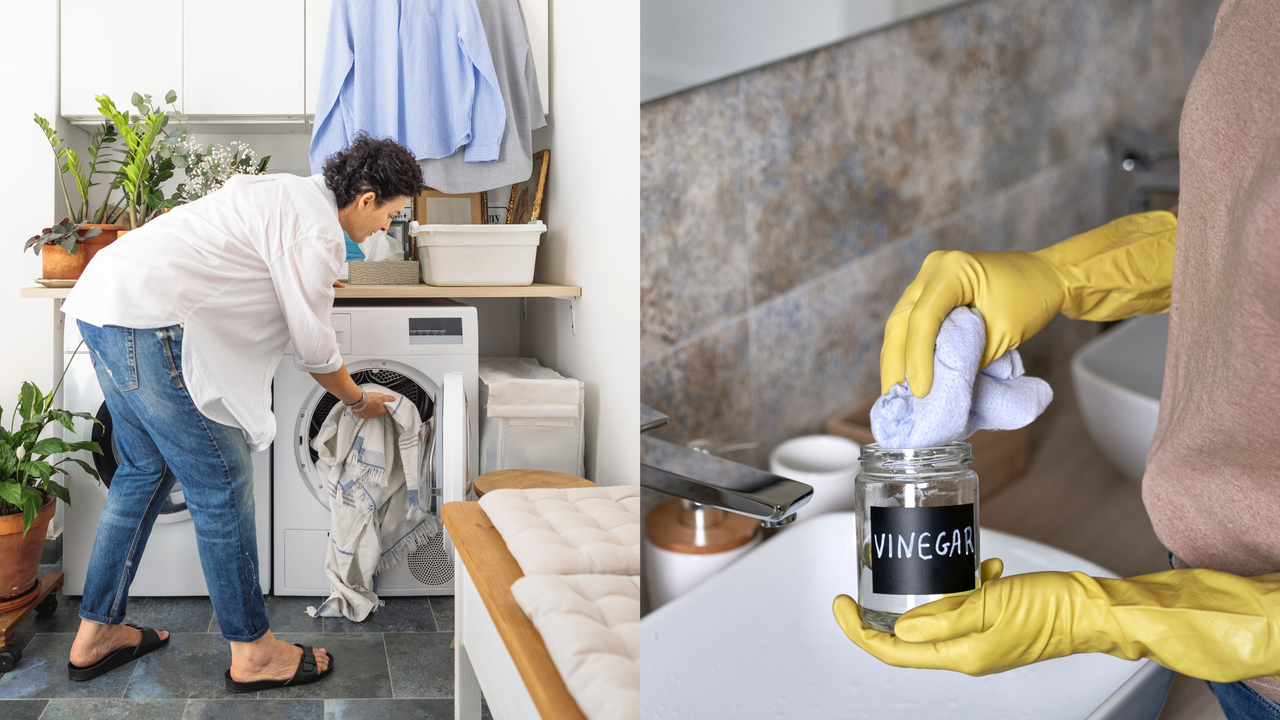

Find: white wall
1;0;61;534
521;0;640;486
1;0;59;438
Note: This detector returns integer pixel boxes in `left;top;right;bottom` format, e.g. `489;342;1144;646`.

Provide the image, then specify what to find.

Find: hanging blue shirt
309;0;507;174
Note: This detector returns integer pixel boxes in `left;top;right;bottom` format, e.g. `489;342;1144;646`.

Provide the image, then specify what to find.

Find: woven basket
348;260;420;285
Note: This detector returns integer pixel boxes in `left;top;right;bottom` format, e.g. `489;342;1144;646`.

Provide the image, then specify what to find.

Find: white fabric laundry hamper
479;357;586;477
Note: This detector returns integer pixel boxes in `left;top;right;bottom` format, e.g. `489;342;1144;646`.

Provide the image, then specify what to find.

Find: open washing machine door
295;360;440;510
390;371;467;593
91;401;192;524
291;365;466;594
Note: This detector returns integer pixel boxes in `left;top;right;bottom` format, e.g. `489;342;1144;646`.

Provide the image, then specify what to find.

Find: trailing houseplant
0;349;102;602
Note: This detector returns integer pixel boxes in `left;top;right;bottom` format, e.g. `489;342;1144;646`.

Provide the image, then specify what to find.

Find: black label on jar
870;504;976;595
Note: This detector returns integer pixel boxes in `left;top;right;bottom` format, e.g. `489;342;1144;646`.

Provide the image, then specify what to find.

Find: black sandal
67;624;169;681
224;643;334;693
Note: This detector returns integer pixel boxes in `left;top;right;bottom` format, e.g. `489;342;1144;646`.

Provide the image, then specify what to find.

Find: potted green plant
23;219;103;280
0;350;102;609
95;90;192;230
32;116;128;279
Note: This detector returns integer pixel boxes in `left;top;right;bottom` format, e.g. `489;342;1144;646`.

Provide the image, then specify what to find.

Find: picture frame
411;189;487;260
414;189;488;225
507;149;549;224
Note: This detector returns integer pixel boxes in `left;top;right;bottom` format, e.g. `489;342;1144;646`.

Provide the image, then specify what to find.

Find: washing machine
273;299;478;597
62;322;273;597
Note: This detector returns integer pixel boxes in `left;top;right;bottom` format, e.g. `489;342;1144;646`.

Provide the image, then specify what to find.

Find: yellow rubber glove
880;211;1177;397
833;562;1280;683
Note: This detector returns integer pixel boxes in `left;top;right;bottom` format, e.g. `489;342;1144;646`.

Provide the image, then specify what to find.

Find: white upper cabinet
62;0;547;122
305;0;334;117
184;0;305;116
61;0;184;120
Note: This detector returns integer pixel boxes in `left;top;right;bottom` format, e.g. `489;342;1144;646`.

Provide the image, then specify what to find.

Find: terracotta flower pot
39;223;126;280
0;495;55;610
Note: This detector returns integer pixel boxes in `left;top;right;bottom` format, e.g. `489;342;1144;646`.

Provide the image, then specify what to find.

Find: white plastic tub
409;221;545;286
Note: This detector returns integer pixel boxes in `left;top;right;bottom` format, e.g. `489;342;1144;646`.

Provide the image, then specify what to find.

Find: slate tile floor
0;561;491;719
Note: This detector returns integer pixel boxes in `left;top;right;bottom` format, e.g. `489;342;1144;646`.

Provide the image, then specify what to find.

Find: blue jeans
1209;680;1280;720
1166;552;1280;719
77;321;269;642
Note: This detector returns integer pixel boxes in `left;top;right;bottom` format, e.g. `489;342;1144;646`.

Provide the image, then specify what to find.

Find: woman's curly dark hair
323;133;425;208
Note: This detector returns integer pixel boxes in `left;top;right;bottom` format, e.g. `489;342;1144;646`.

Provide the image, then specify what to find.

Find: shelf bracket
554;296;577;335
519;296;577;335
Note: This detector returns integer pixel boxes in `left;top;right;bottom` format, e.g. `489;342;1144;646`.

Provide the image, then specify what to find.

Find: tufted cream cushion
511;575;640;720
478;487;640;576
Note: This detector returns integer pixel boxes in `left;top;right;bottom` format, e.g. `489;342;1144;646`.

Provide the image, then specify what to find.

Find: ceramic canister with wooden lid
643;499;761;611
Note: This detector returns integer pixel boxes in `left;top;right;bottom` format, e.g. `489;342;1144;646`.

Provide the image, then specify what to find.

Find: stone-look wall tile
747;236;931;458
641;80;748;363
929;147;1111;257
745;150;1110;454
723;0;1213;304
640;318;752;450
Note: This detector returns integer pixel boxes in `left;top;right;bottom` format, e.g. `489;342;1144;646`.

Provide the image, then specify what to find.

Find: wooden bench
444;502;587;720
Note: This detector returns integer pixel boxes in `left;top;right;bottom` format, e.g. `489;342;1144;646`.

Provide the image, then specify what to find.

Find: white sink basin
1072;313;1168;482
642;513;1171;719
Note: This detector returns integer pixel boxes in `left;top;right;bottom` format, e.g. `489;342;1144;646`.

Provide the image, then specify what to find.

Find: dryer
62;323;272;597
273;299;478;597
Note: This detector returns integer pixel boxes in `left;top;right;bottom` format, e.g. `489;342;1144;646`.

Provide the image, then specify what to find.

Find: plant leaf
67;440;102;454
31;437;70;456
21;460;54;481
59;457;100;481
46;409;77;433
18;382;41;422
43;479;71;504
20;486;43;536
0;482;23;507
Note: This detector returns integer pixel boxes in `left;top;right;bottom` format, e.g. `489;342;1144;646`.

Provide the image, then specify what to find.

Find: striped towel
308;383;439;621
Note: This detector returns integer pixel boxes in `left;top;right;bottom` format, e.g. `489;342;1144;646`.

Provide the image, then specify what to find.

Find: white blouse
63;174;346;452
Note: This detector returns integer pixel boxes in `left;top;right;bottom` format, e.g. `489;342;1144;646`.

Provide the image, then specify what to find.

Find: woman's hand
310;366;398;420
880;211;1177;397
353;391;397;420
833;561;1280;683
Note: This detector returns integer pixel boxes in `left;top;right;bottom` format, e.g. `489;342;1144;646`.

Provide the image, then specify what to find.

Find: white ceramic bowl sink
1071;314;1168;482
642;513;1172;720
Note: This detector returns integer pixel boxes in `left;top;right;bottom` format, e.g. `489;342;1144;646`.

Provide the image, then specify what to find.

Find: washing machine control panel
408;317;463;345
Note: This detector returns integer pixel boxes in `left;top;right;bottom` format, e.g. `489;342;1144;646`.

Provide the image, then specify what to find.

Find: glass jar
855;442;980;633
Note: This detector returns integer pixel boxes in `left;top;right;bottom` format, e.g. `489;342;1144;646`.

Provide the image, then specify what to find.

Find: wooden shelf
21;282;581;300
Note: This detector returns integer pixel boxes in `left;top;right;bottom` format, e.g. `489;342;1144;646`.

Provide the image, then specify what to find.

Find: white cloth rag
307;384;439;621
871;307;1053;448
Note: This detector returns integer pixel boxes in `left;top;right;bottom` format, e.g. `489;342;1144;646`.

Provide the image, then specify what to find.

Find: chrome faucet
640;405;813;527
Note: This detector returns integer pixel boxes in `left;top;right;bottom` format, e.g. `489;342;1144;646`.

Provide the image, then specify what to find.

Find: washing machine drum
305;367;435;467
90;402;192;524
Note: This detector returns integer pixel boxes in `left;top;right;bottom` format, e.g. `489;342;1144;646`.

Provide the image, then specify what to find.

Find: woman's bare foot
69;619;170;668
228;630;329;683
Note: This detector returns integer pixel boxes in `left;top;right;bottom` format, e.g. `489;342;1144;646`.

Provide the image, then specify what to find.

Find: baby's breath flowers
176;140;271;202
